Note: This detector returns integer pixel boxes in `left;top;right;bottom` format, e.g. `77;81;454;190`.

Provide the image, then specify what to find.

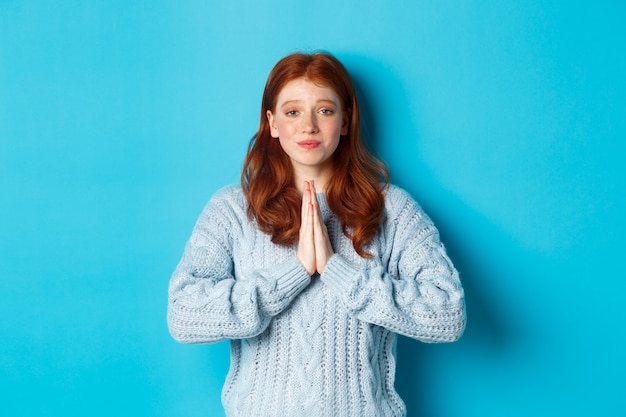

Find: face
267;78;348;179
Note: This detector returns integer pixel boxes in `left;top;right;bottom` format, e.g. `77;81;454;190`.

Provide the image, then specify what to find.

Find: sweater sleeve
320;188;466;343
167;189;311;344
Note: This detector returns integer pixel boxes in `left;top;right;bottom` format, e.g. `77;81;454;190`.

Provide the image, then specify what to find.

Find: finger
312;197;327;240
312;205;333;274
308;180;315;207
309;180;319;214
297;180;316;275
309;185;327;236
301;181;309;219
300;182;312;238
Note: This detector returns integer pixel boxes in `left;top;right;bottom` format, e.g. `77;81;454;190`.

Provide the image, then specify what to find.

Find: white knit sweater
168;184;465;417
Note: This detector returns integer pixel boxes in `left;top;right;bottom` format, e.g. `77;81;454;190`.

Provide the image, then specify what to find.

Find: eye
285;110;298;116
319;108;335;115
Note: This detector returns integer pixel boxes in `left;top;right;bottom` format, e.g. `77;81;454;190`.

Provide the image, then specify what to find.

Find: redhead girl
168;52;466;417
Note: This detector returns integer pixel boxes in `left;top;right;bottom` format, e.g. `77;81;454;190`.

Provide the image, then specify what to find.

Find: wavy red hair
241;52;389;258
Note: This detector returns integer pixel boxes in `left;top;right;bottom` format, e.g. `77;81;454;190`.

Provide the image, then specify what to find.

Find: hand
297;180;316;275
310;181;334;274
296;180;334;275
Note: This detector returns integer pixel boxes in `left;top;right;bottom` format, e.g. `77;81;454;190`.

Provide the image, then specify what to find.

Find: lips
297;140;321;150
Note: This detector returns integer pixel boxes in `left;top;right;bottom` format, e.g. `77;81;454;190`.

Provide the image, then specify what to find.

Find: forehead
276;78;340;104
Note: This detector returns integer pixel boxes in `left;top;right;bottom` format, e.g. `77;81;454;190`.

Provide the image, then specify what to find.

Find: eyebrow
280;99;337;107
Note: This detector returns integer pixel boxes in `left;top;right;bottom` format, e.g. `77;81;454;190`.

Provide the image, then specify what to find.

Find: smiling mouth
297;140;321;149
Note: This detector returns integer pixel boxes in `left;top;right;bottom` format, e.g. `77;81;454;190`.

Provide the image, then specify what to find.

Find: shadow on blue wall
344;54;521;416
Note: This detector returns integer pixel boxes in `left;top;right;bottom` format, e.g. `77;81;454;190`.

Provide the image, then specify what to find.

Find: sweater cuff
321;254;361;300
270;258;312;301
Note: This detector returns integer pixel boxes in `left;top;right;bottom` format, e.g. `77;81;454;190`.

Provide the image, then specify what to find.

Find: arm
167;189;311;344
320;189;466;343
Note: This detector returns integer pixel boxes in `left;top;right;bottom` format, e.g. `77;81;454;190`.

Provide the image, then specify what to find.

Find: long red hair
241;52;389;258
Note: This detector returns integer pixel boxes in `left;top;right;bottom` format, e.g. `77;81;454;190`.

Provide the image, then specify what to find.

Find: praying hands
297;180;334;276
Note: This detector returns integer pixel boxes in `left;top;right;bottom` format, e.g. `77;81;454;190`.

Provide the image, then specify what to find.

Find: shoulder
189;184;252;241
383;184;420;214
383;184;433;226
383;184;413;205
201;184;248;221
209;184;245;206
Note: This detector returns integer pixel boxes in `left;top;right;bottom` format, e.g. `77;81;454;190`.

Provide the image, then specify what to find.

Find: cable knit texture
168;184;465;417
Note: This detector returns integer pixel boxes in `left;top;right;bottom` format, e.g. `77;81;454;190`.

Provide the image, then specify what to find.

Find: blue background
1;1;624;416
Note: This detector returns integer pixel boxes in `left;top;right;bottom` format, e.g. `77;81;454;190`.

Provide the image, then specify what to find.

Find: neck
293;166;333;194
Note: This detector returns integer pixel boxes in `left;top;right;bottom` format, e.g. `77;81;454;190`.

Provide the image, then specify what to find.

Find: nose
302;112;319;134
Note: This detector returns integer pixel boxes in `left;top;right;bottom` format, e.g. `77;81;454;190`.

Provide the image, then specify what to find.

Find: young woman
167;52;466;417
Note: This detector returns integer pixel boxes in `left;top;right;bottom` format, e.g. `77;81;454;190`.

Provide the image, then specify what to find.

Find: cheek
326;119;344;137
275;119;295;136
